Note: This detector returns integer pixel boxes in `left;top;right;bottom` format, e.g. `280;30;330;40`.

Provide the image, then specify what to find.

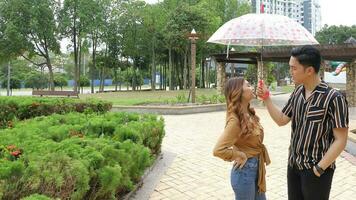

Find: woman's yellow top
213;115;271;193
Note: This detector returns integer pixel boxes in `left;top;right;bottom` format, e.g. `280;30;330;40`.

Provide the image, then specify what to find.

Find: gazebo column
217;61;226;94
257;60;268;84
320;60;325;81
346;59;356;106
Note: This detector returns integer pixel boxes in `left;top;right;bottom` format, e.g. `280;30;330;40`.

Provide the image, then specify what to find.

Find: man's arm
314;94;349;175
264;97;291;126
314;128;348;176
257;82;291;126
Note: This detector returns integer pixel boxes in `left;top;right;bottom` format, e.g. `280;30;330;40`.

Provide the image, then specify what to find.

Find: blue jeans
230;157;266;200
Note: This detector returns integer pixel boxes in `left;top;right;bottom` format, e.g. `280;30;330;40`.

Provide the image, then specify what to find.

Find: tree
141;3;167;91
163;3;209;90
245;64;257;85
60;0;93;92
2;77;21;95
25;72;48;90
120;0;148;91
316;25;356;44
79;75;90;93
0;0;61;91
112;68;124;91
54;74;68;90
85;0;114;93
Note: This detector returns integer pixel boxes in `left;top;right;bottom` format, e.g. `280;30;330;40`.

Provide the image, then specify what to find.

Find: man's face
289;56;312;85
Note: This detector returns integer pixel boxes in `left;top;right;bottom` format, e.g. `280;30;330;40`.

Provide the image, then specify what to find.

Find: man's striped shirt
282;82;349;170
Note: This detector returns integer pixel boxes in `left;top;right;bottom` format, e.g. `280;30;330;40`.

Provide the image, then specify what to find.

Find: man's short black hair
291;45;321;73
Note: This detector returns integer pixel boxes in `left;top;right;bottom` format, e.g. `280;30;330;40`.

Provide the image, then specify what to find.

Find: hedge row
0;112;165;200
0;97;112;128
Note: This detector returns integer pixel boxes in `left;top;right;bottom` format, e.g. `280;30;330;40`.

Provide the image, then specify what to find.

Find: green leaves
316;25;356;45
0;112;164;199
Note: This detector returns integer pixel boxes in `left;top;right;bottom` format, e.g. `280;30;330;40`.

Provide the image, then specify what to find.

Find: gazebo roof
344;36;356;44
212;44;356;63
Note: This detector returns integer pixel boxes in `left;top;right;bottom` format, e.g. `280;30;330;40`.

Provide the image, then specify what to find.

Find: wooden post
189;29;198;103
217;62;226;95
191;38;196;103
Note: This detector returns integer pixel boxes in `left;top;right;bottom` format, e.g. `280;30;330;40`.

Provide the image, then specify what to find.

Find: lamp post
189;29;198;103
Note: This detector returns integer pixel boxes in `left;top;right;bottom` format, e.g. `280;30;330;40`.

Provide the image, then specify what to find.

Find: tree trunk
126;57;129;91
151;37;156;91
132;60;137;91
207;58;211;88
78;38;82;93
183;47;188;90
39;39;56;91
114;69;118;91
99;67;104;92
169;47;173;90
91;34;97;94
73;4;78;92
159;64;163;90
164;62;167;90
46;60;55;91
7;61;10;96
201;58;205;88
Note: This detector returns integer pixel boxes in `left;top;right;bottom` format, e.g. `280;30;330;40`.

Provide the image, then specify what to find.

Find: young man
257;45;349;200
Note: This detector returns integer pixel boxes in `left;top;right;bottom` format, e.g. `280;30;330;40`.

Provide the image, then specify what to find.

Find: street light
189;29;199;103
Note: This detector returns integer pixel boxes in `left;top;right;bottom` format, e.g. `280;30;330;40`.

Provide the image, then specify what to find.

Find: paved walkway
145;109;356;200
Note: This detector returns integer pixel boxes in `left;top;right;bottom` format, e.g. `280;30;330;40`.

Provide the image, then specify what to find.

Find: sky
144;0;356;26
319;0;356;26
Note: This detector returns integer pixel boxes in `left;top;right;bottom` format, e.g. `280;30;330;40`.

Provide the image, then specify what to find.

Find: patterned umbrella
207;13;318;46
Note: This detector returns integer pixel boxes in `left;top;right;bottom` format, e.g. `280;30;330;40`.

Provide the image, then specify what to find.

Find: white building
251;0;322;35
303;0;322;35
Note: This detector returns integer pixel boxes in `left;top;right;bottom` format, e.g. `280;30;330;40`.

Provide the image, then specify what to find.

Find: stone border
111;103;227;115
122;153;163;200
122;150;176;200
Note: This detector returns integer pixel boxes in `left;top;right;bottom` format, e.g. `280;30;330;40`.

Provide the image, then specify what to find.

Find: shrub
0;112;164;199
0;97;112;128
21;194;53;200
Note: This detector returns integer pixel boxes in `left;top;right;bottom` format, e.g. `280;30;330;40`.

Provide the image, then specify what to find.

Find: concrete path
134;108;356;200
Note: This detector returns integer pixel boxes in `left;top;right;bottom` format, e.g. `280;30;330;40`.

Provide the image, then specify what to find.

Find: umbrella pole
226;40;231;59
258;46;264;82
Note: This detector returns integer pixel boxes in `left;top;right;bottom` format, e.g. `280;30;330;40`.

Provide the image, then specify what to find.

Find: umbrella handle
226;40;231;59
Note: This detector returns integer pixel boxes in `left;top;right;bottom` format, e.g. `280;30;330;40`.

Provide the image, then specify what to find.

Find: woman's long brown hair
224;77;262;136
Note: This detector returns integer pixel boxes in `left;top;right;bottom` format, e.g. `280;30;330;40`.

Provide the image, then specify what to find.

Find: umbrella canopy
207;13;319;46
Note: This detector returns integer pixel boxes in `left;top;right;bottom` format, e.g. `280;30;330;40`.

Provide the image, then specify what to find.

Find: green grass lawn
280;85;295;93
79;88;223;106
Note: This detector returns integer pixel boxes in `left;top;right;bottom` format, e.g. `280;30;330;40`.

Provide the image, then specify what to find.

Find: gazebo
211;43;356;106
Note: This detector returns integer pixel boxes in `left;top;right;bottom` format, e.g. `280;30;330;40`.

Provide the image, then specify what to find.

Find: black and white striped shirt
282;82;349;170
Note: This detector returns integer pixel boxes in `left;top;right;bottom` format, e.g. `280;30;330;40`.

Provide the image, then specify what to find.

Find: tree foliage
0;0;253;91
316;25;356;44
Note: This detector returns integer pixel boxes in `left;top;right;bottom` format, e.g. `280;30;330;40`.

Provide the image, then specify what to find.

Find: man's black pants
287;165;334;200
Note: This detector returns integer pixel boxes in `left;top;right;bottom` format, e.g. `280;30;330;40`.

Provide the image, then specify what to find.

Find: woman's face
241;80;255;102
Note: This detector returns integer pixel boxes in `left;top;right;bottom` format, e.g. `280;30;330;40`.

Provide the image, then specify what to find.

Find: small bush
0;112;164;199
0;97;112;128
21;194;53;200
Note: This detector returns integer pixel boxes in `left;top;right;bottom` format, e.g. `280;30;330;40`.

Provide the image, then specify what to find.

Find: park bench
32;90;79;98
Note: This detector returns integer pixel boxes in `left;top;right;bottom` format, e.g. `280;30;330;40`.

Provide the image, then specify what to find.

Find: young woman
213;77;270;200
